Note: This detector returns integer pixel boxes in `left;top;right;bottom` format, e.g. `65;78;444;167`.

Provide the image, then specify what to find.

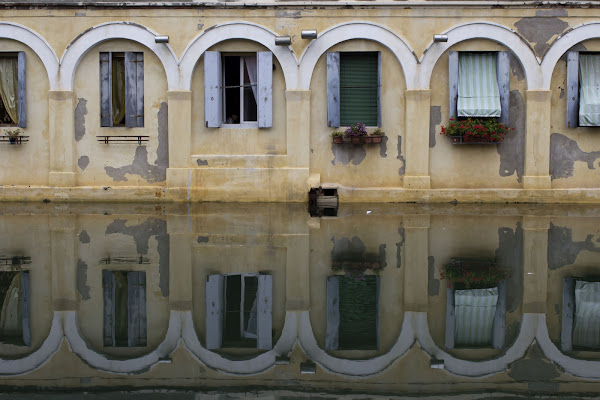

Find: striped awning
457;53;501;118
454;287;498;347
579;54;600;127
573;280;600;349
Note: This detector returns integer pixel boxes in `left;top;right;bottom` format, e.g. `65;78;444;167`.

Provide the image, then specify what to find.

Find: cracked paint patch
495;223;523;313
514;17;568;57
497;91;525;183
76;259;90;301
429;106;441;148
331;143;367;166
78;156;89;171
397;135;406;176
550;133;600;180
74;98;87;142
548;223;600;269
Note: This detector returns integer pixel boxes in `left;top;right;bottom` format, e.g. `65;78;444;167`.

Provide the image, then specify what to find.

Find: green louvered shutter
339;52;379;127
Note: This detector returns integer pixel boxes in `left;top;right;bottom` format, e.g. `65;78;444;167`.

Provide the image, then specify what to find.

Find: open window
204;51;272;128
566;52;600;127
448;51;510;124
0;271;30;346
103;270;146;347
562;278;600;351
326;51;381;128
0;52;26;128
100;52;144;128
205;273;272;350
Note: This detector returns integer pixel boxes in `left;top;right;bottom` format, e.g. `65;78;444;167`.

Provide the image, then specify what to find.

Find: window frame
221;54;258;129
566;51;600;128
0;51;26;128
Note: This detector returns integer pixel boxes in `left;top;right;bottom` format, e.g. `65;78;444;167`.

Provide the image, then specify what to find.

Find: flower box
451;135;503;145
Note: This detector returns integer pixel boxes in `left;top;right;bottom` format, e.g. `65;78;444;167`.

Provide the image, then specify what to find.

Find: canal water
0;201;598;398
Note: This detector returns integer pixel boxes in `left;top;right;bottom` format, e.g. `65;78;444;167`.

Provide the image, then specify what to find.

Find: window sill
220;123;259;129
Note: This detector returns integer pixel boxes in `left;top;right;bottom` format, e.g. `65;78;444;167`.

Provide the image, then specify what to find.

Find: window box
450;135;503;145
441;118;511;145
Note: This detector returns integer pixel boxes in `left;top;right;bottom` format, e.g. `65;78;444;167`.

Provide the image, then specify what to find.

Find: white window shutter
325;276;340;351
497;51;510;125
257;274;273;350
566;51;580;128
100;52;112;127
448;51;459;119
17;52;26;128
204;51;222;128
327;52;340;128
205;274;224;349
257;52;273;128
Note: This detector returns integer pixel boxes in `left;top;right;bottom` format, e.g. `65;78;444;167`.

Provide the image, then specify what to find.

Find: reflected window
562;278;600;351
0;271;30;346
326;275;379;351
103;270;146;347
206;273;272;350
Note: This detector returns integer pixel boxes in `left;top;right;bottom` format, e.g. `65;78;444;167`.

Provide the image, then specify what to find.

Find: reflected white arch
64;310;181;374
541;22;600;89
179;22;299;91
59;21;179;91
298;22;418;90
0;22;59;90
419;22;541;89
181;311;297;375
297;311;415;377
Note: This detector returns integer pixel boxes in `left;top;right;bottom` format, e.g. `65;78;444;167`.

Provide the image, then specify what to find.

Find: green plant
440;261;509;288
331;131;344;137
344;122;368;138
440;118;511;142
5;129;21;138
371;128;385;136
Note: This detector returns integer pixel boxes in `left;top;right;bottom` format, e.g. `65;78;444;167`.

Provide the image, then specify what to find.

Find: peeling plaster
197;159;208;166
497;91;525;183
397;135;406;176
78;229;90;244
536;9;568;17
379;136;388;158
495;223;523;313
197;236;209;243
396;227;405;268
510;56;525;82
548;223;600;269
275;10;301;18
331;143;366;166
429;106;441;148
508;343;560;382
78;156;89;171
514;17;569;57
427;256;439;296
106;218;170;297
550;133;600;180
74;98;87;142
76;259;90;301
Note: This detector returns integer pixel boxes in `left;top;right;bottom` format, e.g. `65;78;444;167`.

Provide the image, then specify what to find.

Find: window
205;273;272;350
566;52;600;127
326;51;381;128
100;52;144;128
0;52;26;128
103;270;146;347
0;271;30;346
562;278;600;351
448;51;510;124
204;51;273;128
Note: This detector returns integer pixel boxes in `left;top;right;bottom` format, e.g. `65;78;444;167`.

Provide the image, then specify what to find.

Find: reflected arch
298;22;417;90
179;22;298;91
59;21;179;91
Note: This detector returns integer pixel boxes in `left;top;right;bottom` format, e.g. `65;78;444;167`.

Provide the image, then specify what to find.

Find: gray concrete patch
197;159;208;166
78;155;90;171
397;135;406;176
429;106;441;148
331;143;367;166
497;91;525;183
509;56;525;82
157;102;169;173
428;256;439;296
536;9;568;17
76;259;90;301
550;133;600;180
548;223;600;269
378;244;387;269
379;136;388;158
514;17;569;57
197;236;209;243
74;98;87;142
78;229;90;244
396;227;405;268
275;10;301;18
495;224;523;313
508;343;561;382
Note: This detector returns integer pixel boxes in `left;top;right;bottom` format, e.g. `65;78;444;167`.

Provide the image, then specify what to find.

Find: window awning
579;54;600;127
457;53;501;118
573;280;600;349
454;287;498;347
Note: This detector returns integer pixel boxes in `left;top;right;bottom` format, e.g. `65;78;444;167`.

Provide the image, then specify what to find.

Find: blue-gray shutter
17;52;26;128
100;52;112;127
567;51;580;128
445;284;456;350
257;52;273;129
325;276;340;350
20;271;30;347
127;271;146;347
497;51;510;125
204;51;222;128
377;51;382;128
103;270;116;347
448;51;459;119
256;274;272;350
326;52;340;128
492;281;506;349
561;277;575;352
125;52;144;128
206;274;224;349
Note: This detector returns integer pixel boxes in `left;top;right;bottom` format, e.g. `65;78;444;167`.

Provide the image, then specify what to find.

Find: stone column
286;234;310;311
286;90;316;191
48;90;75;187
522;216;550;313
523;90;552;190
50;215;77;310
403;214;430;311
167;215;192;310
166;90;192;190
404;90;432;189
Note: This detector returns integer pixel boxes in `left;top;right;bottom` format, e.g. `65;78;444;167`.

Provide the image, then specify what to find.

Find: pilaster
522;216;550;313
403;214;430;311
404;90;431;189
48;90;75;187
523;90;552;189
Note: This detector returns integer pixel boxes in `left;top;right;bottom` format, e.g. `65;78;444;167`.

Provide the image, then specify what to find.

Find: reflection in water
0;202;599;395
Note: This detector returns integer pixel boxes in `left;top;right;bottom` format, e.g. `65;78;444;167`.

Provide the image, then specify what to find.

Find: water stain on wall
550;133;600;180
514;17;569;57
497;91;525;183
548;223;600;269
331;143;367;166
74;98;87;142
429;106;441;148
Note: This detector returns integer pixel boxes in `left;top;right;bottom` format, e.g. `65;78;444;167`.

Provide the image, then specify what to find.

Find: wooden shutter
326;52;340;128
125;52;144;128
567;51;580;128
127;271;146;347
448;51;459;120
205;274;224;349
492;281;506;350
325;276;340;350
256;274;273;350
100;52;112;127
497;51;510;125
257;52;273;129
17;52;26;128
103;270;116;346
204;51;222;128
339;52;379;127
561;277;575;352
20;271;30;347
445;284;456;350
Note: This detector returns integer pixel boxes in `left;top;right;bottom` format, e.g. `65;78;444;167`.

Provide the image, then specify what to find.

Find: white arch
419;22;541;90
181;310;297;375
179;22;299;91
59;22;179;91
64;310;181;374
297;311;414;377
541;22;600;89
0;22;59;90
298;22;418;90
